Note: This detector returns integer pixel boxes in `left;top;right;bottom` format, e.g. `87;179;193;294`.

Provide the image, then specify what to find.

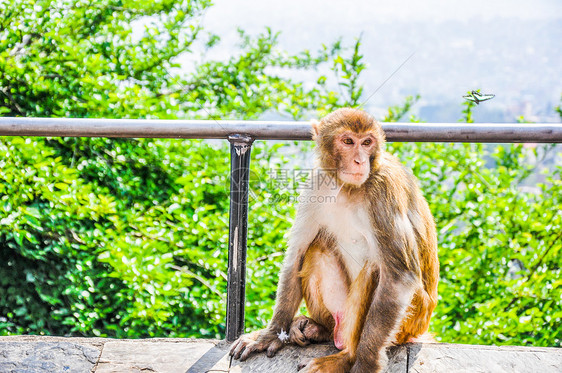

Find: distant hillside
355;18;562;123
200;11;562;122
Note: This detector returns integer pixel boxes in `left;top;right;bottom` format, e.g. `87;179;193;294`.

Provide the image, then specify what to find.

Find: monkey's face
334;131;377;186
312;108;385;187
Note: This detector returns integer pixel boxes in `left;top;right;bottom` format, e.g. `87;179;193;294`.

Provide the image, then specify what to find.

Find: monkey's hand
298;352;353;373
229;328;286;361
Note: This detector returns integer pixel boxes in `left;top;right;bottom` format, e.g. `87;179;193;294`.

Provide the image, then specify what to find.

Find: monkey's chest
316;201;379;280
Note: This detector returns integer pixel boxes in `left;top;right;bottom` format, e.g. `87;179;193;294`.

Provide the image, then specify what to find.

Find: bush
392;141;561;346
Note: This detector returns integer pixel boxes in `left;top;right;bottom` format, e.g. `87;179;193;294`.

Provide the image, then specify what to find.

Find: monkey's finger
231;340;249;360
239;342;265;361
265;339;284;358
229;338;242;356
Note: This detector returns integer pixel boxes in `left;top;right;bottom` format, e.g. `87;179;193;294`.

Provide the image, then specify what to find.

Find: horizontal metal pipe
0;117;561;143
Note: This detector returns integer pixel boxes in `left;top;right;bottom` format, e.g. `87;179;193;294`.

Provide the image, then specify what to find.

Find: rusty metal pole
225;134;254;341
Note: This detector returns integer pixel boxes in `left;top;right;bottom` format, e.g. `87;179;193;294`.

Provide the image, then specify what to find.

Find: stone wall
0;336;560;372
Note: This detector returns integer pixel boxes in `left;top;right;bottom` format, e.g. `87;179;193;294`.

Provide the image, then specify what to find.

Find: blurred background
196;0;562;122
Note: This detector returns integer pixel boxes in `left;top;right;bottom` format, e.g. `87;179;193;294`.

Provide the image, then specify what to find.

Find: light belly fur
314;191;379;280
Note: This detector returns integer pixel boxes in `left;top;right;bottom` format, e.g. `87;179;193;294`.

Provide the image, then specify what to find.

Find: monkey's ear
310;119;321;140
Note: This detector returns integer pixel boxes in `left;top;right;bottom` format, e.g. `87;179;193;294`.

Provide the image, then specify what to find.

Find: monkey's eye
343;138;354;145
362;139;372;146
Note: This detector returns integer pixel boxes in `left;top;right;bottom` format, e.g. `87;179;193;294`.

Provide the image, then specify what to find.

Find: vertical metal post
226;134;254;342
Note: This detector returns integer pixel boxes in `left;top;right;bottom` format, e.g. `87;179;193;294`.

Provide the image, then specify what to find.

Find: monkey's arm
268;200;321;330
230;199;320;361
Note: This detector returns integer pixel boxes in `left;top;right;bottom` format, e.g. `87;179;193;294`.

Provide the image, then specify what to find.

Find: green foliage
0;0;357;119
0;0;362;337
0;137;112;334
388;141;561;347
1;0;561;348
0;135;298;337
330;35;366;107
385;99;562;346
0;0;212;118
382;94;421;122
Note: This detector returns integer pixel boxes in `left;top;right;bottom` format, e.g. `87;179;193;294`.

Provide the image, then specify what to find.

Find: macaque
230;108;439;372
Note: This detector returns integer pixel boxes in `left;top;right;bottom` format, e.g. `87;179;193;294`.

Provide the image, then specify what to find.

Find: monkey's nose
354;159;365;165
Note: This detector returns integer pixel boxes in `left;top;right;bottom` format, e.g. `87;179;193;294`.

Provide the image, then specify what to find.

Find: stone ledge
0;336;560;373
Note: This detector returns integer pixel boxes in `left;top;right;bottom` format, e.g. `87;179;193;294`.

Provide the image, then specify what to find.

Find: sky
202;0;561;33
198;0;562;60
184;0;562;122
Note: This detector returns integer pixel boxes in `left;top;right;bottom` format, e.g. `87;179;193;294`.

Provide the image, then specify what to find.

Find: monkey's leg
299;263;380;373
348;273;418;373
394;288;437;343
291;243;347;347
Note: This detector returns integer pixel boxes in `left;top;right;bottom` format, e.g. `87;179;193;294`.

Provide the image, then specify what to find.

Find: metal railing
1;117;562;142
1;117;562;341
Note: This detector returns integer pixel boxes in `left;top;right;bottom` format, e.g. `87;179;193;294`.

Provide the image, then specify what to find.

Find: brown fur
299;230;351;332
230;108;439;373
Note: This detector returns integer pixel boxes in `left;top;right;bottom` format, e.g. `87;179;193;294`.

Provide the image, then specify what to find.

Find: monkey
230;108;439;372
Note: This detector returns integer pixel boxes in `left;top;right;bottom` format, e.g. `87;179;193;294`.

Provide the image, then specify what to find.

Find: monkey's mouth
339;171;368;186
341;171;366;177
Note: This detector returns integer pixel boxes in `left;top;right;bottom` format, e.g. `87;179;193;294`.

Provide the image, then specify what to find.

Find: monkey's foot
289;316;332;347
229;329;285;361
297;351;353;373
